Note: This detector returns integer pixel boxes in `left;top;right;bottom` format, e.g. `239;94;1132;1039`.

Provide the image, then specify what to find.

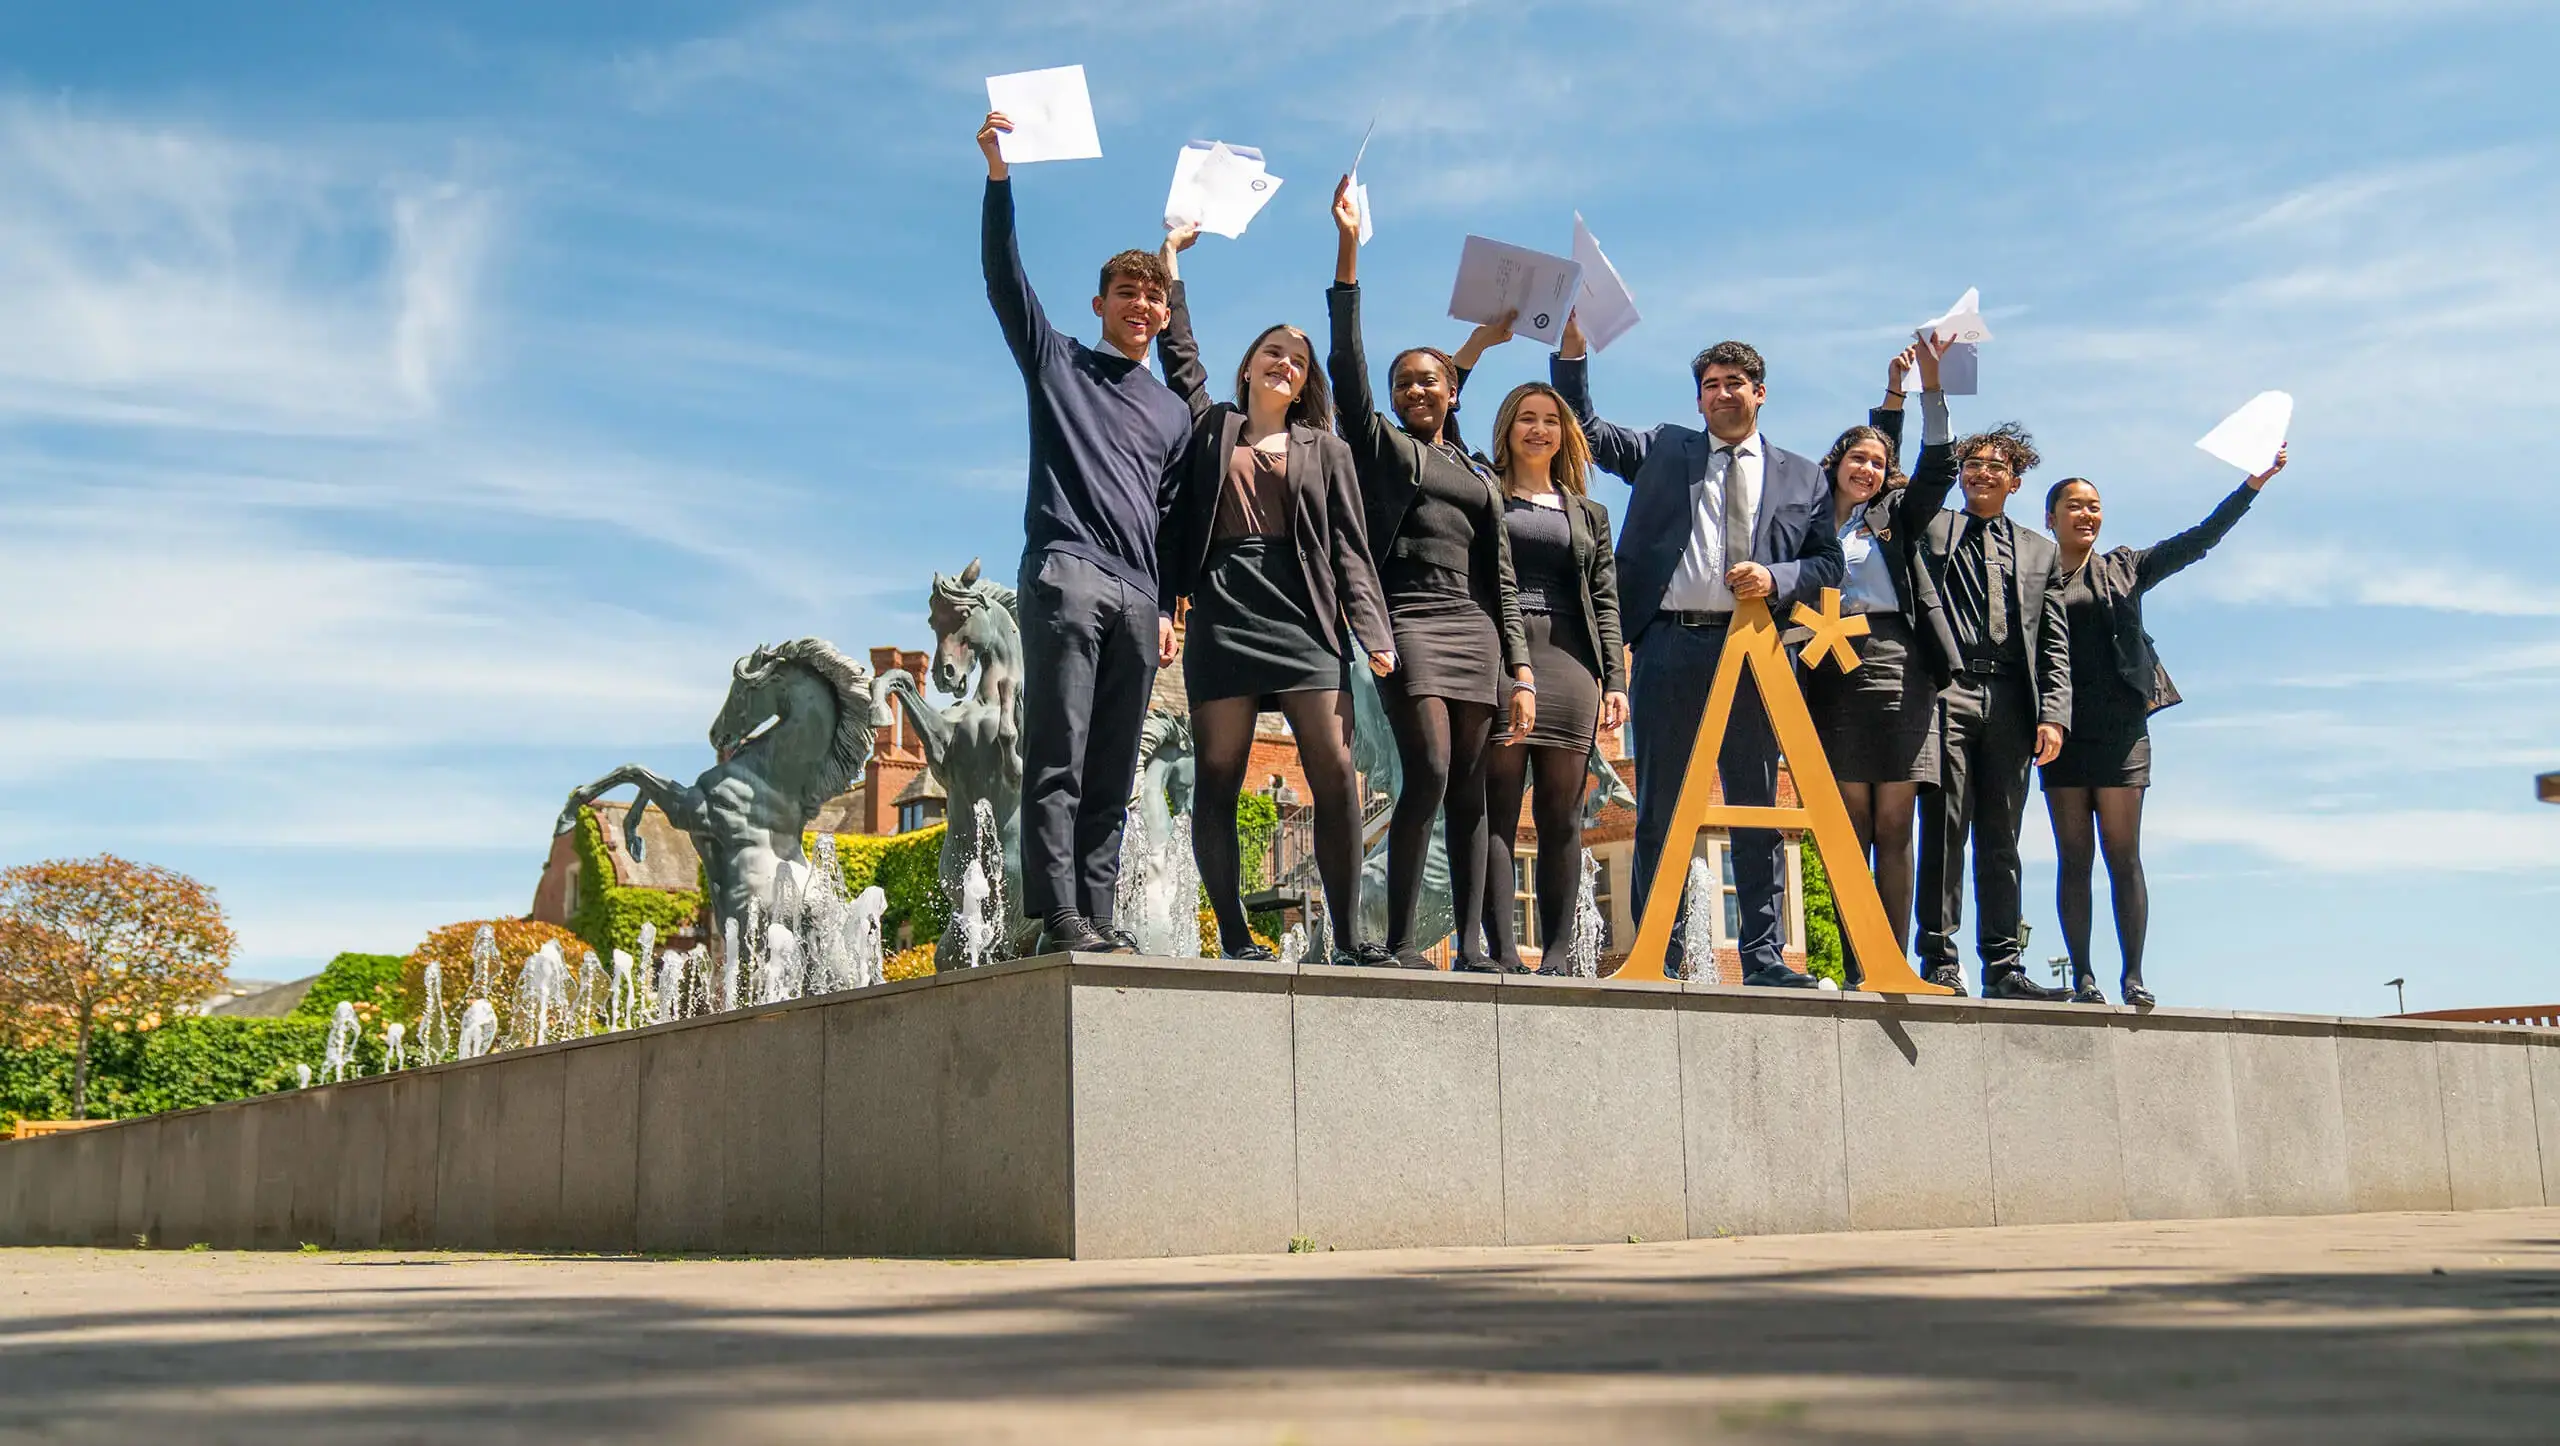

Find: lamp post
2386;977;2406;1015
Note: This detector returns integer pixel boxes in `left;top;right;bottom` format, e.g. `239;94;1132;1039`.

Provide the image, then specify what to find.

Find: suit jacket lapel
1750;442;1784;561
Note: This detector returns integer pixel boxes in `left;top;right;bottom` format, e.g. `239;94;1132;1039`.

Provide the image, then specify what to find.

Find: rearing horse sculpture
557;638;876;941
870;560;1026;964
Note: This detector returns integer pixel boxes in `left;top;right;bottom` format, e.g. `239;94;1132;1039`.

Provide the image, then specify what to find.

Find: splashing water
512;942;572;1048
951;798;1010;968
457;1000;498;1060
957;858;995;968
720;916;741;1013
608;950;638;1032
1559;850;1605;979
656;943;689;1024
322;1001;361;1083
636;922;659;1021
1277;923;1308;969
1680;856;1718;985
384;1022;406;1072
418;959;452;1066
572;950;604;1037
844;885;888;989
801;836;856;995
295;1063;312;1089
467;924;499;1006
1113;808;1201;959
758;923;805;1005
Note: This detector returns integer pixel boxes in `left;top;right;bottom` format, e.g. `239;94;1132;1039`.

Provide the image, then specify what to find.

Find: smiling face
1091;273;1171;357
1836;438;1891;507
1508;391;1564;470
1696;363;1765;442
2048;479;2104;551
1959;449;2024;514
1239;326;1311;410
1390;350;1456;440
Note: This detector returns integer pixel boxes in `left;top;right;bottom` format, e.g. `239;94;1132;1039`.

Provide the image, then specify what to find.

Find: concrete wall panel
722;1009;825;1255
381;1073;442;1248
1839;1009;1995;1232
434;1062;500;1250
330;1083;391;1250
2228;1025;2350;1218
114;1117;163;1248
636;1021;727;1253
2112;1023;2243;1221
1497;982;1685;1247
489;1052;567;1250
561;1040;640;1253
1681;998;1848;1238
1293;974;1504;1251
2437;1039;2544;1210
1069;967;1298;1259
821;983;951;1256
1987;1016;2127;1227
2336;1031;2451;1213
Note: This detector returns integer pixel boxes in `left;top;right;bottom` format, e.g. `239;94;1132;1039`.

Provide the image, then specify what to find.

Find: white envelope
1911;332;1981;396
1920;286;1993;345
2195;391;2292;474
1349;178;1375;246
984;65;1103;164
1571;214;1640;352
1164;141;1282;239
1448;236;1583;348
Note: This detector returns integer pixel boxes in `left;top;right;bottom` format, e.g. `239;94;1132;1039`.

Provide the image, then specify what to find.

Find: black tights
2045;785;2149;991
1481;740;1589;967
1836;780;1922;974
1383;689;1496;960
1191;691;1364;956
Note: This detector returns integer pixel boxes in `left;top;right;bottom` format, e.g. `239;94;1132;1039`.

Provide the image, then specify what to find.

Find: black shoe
1387;946;1438;971
1741;964;1821;989
1333;941;1397;969
1222;942;1278;962
1036;913;1110;954
1454;955;1533;974
1984;969;2069;1002
1099;926;1142;955
2121;977;2157;1009
1923;964;1969;996
2069;982;2110;1005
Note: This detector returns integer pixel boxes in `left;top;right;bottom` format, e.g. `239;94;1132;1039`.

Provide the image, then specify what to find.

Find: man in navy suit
1553;316;1842;987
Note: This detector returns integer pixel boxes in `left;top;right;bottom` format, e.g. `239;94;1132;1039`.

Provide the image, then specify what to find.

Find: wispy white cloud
2148;802;2560;874
2188;543;2560;617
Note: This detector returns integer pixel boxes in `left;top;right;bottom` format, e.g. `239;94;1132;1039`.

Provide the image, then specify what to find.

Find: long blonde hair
1489;382;1591;497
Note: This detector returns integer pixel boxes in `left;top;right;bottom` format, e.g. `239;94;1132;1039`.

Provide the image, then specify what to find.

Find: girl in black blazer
1474;381;1629;971
1327;177;1533;971
2039;447;2288;1007
1157;245;1396;964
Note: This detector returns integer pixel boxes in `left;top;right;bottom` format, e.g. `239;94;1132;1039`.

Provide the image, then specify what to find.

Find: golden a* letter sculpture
1613;589;1953;994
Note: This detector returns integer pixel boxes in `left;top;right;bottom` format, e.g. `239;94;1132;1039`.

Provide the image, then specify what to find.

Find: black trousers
1018;549;1157;926
1628;618;1784;978
1917;672;2034;975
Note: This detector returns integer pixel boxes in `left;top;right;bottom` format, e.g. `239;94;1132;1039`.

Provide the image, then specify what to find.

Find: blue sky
0;1;2551;1015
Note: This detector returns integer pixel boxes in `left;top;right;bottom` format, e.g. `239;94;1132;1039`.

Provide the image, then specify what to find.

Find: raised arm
1154;225;1211;421
2134;447;2283;593
1550;312;1654;481
1889;343;1960;527
978;113;1050;376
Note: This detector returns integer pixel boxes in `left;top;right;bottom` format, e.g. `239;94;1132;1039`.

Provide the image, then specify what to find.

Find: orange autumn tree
0;855;237;1118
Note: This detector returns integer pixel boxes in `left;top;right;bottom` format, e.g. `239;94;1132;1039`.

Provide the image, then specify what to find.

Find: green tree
1798;838;1846;985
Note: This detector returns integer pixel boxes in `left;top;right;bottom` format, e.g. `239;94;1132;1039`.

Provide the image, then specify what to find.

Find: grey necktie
1719;445;1752;580
1985;517;2011;648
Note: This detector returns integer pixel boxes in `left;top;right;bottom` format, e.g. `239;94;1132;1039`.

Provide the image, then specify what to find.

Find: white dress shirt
1661;429;1762;612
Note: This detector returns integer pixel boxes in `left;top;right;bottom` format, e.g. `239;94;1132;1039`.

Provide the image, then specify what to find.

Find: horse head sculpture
927;558;1020;702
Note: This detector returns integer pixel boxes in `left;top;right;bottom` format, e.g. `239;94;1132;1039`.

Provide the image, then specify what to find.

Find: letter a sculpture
1613;590;1953;994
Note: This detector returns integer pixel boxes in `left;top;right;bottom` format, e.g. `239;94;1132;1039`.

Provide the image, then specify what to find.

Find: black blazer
1548;354;1842;644
1856;405;1960;685
1447;364;1628;695
2066;482;2258;717
1910;508;2074;733
1324;282;1531;674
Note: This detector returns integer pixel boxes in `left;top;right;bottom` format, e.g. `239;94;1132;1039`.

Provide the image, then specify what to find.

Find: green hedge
1800;838;1846;985
567;807;706;958
0;1017;388;1128
819;823;951;947
1235;792;1282;939
292;952;409;1021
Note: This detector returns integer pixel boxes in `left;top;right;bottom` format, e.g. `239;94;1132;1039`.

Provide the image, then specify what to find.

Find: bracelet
1508;677;1537;695
1886;388;1908;397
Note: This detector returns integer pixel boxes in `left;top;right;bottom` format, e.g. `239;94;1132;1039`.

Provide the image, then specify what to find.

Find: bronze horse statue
557;638;876;942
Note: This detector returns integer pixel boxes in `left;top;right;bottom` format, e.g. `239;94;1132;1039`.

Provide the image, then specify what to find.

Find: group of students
978;112;2283;1002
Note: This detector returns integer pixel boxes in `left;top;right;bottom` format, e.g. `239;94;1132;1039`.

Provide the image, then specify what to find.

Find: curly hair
1953;422;2042;476
1820;424;1900;488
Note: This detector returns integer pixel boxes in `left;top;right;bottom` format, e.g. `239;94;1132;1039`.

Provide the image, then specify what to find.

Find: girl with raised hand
1153;229;1396;965
1325;175;1534;971
2040;446;2288;1007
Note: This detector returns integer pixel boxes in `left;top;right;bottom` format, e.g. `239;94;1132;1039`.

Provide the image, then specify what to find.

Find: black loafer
2069;983;2110;1005
1923;964;1969;996
2121;978;2157;1009
1741;965;1821;989
1036;914;1111;954
1222;943;1278;962
1985;969;2070;1002
1387;947;1438;971
1334;941;1397;969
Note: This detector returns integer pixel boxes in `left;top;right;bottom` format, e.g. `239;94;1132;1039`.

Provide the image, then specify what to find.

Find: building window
898;801;928;833
1717;844;1740;943
1512;847;1537;945
562;861;581;918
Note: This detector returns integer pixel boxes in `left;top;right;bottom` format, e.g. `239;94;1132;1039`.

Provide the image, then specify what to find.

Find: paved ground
3;1210;2557;1444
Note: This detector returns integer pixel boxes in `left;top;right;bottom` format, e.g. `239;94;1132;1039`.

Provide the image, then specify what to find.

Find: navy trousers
1018;549;1158;927
1627;618;1785;978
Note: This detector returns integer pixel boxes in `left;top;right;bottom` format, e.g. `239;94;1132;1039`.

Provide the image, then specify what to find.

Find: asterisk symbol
1790;587;1869;674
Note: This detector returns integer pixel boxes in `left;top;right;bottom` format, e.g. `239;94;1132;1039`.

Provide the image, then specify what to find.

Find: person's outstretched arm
1325;176;1392;467
1549;311;1653;481
978;111;1049;375
1892;339;1959;524
2134;447;2285;594
1153;224;1210;422
1869;343;1918;450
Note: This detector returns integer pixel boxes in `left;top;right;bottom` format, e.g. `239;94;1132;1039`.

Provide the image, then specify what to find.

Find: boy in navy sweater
979;110;1195;955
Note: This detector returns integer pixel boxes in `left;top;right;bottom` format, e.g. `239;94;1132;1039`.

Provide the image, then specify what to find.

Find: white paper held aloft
984;65;1103;164
1571;214;1640;352
1448;236;1583;348
1165;141;1282;237
1911;332;1981;396
1347;117;1377;246
2195;391;2292;475
1920;287;1993;345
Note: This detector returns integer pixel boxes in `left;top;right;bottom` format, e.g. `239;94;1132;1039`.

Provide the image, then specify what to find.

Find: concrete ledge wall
4;957;2554;1259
